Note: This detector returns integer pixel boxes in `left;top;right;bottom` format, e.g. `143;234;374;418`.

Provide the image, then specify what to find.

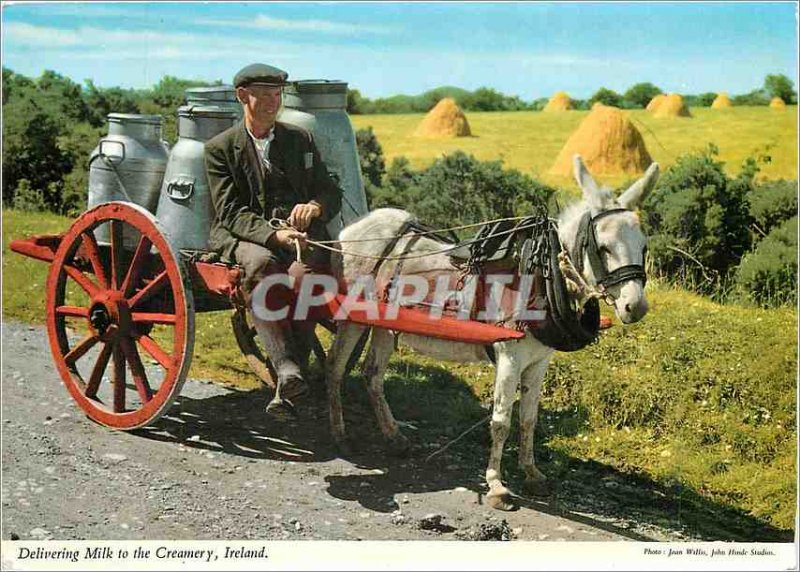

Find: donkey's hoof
386;433;410;457
486;489;518;511
265;397;298;421
522;478;553;497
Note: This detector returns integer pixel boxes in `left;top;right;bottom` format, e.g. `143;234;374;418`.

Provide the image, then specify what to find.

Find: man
204;63;342;420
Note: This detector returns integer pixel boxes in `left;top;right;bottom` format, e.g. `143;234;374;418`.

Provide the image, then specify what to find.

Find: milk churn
279;80;368;238
155;105;238;251
185;85;243;120
88;113;169;248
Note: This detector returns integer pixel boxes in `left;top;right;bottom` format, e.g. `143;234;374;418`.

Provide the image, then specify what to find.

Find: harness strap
369;219;458;301
369;220;415;276
384;234;423;302
571;208;647;291
484;343;497;364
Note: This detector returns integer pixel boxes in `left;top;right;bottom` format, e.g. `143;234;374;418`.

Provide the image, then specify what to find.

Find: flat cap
234;63;289;88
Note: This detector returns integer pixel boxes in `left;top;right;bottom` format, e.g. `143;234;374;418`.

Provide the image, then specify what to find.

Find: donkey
325;155;660;510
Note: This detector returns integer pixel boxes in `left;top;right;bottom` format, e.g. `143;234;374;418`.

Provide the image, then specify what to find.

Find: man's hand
288;202;322;231
268;229;307;251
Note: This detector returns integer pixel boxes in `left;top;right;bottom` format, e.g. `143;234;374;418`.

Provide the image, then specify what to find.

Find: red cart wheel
45;202;194;430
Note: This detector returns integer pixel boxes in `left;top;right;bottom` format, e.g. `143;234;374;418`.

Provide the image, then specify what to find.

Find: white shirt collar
246;124;275;143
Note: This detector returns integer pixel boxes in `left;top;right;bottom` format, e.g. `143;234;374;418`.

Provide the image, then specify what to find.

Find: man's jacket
204;120;342;261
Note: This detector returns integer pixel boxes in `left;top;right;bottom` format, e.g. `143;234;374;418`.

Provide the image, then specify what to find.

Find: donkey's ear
573;155;600;199
618;161;660;209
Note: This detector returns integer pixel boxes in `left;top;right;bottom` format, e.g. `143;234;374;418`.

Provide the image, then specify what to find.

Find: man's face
238;85;282;123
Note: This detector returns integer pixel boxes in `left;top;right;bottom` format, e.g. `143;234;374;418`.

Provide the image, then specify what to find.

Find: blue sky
2;2;797;100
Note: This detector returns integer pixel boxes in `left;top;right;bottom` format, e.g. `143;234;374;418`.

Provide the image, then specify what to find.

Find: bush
764;73;797;105
732;89;770;106
11;179;48;212
346;88;368;114
588;87;624;108
642;146;753;296
2;97;73;207
734;216;797;307
355;127;386;206
369;151;554;229
683;92;716;108
623;82;662;108
530;97;549;111
748;179;798;236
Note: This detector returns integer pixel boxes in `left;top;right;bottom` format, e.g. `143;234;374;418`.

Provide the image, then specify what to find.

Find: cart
10;201;522;431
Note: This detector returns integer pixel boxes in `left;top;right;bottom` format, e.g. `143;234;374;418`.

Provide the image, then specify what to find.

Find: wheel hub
88;291;131;339
89;304;111;335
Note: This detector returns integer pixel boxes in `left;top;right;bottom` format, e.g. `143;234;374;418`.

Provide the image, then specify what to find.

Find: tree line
347;74;797;114
2;68;215;215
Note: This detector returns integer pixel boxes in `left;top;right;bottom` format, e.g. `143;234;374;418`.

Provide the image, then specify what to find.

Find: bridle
570;208;647;302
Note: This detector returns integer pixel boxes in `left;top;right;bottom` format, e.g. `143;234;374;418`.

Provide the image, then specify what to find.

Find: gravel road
1;321;685;543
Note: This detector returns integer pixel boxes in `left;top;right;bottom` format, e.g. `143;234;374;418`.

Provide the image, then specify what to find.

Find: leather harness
571;208;647;291
362;208;646;354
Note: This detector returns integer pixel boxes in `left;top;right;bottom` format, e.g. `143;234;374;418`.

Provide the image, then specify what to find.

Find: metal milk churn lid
155;105;238;252
88;113;169;249
279;80;368;239
185;85;242;119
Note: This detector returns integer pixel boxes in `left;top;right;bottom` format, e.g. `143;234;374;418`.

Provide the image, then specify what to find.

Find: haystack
646;93;666;112
652;93;691;118
414;98;471;137
711;93;733;108
543;91;573;112
770;97;786;109
549;103;652;176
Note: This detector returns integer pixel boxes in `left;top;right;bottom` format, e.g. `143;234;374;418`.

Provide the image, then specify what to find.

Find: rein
269;217;549;262
271;208;646;352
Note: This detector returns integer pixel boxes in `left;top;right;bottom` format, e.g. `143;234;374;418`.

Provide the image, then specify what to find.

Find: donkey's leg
362;328;408;456
325;323;368;453
485;344;523;511
519;355;554;496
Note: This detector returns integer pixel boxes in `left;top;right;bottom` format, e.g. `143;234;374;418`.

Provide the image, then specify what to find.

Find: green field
2;208;796;539
351;106;798;192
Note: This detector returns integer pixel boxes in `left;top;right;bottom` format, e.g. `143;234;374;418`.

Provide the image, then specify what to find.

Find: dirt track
1;321;690;543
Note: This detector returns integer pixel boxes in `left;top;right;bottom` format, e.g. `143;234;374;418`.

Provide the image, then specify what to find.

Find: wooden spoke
137;334;172;370
127;271;169;310
112;342;126;413
64;334;100;367
56;305;90;318
120;337;153;404
121;235;152;298
46;202;193;430
64;264;101;298
80;230;109;289
109;220;124;290
85;342;113;399
131;312;176;325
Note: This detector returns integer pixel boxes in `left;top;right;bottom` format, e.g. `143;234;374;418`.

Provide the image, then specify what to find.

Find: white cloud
3;21;84;47
194;13;394;35
3;22;216;49
17;4;152;19
3;21;305;55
